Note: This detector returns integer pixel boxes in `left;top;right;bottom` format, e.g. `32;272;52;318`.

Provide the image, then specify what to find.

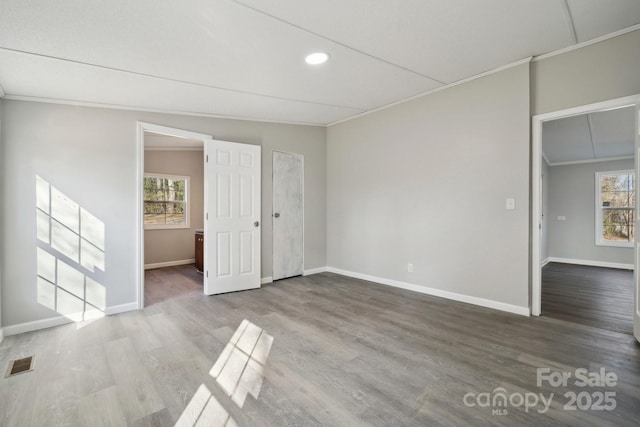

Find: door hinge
206;270;208;278
206;213;209;220
206;155;209;163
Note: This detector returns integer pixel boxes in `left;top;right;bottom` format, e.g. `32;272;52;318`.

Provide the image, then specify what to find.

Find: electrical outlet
408;263;413;273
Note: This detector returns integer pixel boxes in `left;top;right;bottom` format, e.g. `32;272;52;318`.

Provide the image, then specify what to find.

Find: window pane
602;208;633;241
165;202;186;224
602;225;633;242
601;174;633;192
144;202;165;214
601;191;632;208
144;176;188;226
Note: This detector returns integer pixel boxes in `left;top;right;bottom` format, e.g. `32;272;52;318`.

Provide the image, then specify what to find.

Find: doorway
136;122;212;309
531;95;640;342
272;151;304;281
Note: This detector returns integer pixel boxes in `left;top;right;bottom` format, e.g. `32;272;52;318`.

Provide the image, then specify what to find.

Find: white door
272;151;304;281
204;140;261;295
635;104;640;343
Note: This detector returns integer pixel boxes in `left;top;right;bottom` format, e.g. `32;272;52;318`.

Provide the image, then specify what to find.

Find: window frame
595;170;635;248
143;173;190;230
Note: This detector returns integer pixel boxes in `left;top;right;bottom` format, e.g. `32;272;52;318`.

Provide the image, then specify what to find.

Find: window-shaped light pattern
176;320;273;427
36;175;106;322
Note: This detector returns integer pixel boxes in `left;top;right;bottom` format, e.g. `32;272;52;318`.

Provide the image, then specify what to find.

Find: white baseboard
546;257;633;270
144;259;195;270
326;267;530;316
105;302;139;316
303;266;328;276
541;257;551;267
3;315;74;336
0;327;4;343
3;302;139;337
261;276;273;285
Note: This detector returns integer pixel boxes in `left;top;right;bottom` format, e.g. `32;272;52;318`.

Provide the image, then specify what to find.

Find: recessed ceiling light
305;52;329;65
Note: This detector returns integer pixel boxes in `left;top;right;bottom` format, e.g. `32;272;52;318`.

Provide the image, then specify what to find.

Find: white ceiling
0;1;639;125
542;106;635;165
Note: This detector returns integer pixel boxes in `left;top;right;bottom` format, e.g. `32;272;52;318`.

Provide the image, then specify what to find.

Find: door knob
274;212;280;218
254;221;259;227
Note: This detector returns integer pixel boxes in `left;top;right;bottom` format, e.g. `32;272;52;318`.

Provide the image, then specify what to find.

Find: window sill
596;240;634;248
145;224;190;230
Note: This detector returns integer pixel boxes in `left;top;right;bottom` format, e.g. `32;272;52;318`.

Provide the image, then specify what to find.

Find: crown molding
532;24;640;62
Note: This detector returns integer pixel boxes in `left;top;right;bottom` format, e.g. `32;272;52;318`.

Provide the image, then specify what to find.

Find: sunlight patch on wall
35;175;106;322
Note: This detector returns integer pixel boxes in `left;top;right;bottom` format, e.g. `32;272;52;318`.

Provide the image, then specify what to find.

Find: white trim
534;96;639;122
328;57;533;127
303;267;327;276
541;151;551;166
3;303;138;336
2;95;329;127
261;277;273;285
144;259;196;270
546;257;633;270
105;302;139;316
548;155;634;167
0;328;4;343
144;147;203;152
541;258;551;268
137;122;213;310
3;316;71;336
326;267;530;316
0;82;5;98
531;94;640;317
533;24;640;62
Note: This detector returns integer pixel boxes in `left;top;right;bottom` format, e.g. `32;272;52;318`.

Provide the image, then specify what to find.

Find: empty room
0;1;639;426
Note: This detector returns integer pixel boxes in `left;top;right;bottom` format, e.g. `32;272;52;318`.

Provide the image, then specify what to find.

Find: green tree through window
144;174;189;227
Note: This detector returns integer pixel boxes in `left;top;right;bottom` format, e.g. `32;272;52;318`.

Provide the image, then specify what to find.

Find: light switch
558;216;566;221
506;198;516;210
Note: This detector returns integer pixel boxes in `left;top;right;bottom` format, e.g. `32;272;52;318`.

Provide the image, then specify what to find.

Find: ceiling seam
0;46;366;112
2;94;328;127
586;115;598;159
227;0;447;85
561;0;578;44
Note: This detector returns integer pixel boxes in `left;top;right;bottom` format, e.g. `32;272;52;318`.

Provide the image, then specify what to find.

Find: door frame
272;150;305;281
531;94;640;316
136;122;212;309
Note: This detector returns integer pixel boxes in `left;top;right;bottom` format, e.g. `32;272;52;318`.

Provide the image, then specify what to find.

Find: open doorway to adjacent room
138;124;209;308
532;96;639;337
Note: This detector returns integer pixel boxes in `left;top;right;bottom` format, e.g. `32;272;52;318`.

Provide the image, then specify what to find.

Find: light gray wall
532;29;640;116
327;63;530;308
547;159;634;265
0;99;3;340
541;158;550;262
0;100;326;327
143;149;204;265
